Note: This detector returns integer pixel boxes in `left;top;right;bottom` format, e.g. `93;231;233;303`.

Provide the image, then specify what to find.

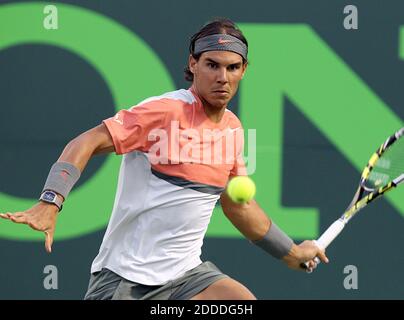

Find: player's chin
209;95;231;108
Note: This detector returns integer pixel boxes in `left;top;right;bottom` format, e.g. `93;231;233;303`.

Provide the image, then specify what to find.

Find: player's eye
207;62;218;69
228;64;241;71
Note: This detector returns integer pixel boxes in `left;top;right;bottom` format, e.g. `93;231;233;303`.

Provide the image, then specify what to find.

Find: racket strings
365;137;404;189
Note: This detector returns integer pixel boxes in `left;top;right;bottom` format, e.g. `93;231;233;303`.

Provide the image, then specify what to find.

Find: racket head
342;127;404;222
361;127;404;191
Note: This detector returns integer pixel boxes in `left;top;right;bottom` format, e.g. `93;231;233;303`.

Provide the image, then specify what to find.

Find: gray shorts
84;261;229;300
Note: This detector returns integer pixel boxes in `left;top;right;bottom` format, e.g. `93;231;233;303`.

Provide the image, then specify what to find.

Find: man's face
189;51;247;109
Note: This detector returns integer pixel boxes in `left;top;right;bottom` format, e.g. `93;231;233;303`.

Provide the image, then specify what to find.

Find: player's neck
202;102;226;123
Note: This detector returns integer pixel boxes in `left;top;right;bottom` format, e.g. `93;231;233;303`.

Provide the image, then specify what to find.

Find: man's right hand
0;202;59;253
282;240;329;272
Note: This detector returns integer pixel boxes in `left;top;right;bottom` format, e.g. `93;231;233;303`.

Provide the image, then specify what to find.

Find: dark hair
184;18;249;82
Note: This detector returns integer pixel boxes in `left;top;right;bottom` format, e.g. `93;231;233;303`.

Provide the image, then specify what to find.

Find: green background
0;0;403;299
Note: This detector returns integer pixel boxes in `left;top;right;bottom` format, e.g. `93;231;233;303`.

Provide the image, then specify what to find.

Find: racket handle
301;219;346;273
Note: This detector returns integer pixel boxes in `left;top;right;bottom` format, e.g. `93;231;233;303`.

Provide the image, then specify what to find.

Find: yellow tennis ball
227;176;256;203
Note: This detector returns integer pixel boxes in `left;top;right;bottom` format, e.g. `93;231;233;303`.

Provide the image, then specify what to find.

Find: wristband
42;162;81;199
252;222;294;259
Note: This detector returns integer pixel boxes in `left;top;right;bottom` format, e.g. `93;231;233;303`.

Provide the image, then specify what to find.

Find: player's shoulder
224;108;243;128
134;89;195;110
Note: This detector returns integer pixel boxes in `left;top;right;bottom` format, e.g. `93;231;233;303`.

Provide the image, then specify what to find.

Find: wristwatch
39;190;63;212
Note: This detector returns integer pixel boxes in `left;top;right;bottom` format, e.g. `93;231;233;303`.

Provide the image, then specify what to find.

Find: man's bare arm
0;123;115;252
220;191;270;241
220;191;328;271
58;123;115;172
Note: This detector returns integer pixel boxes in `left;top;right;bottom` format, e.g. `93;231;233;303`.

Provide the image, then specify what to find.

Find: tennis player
0;18;328;300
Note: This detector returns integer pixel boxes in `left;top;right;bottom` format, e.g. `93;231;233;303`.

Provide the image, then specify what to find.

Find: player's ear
189;54;198;74
240;62;248;79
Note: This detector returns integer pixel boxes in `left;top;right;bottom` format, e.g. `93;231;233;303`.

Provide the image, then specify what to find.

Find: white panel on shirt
90;151;220;285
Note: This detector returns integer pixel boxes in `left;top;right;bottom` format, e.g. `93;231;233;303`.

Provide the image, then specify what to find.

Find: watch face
43;191;56;202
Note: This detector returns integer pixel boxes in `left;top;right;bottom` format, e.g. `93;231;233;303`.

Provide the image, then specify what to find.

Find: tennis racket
301;127;404;271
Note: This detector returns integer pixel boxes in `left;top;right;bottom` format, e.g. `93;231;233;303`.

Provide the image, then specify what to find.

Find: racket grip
301;219;346;272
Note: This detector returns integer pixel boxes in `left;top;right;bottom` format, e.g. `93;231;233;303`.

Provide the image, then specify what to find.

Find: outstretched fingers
0;213;12;219
1;208;57;254
4;212;29;224
45;231;54;253
11;215;29;224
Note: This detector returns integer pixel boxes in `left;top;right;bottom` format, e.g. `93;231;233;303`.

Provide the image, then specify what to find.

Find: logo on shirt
227;127;241;133
114;113;123;125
